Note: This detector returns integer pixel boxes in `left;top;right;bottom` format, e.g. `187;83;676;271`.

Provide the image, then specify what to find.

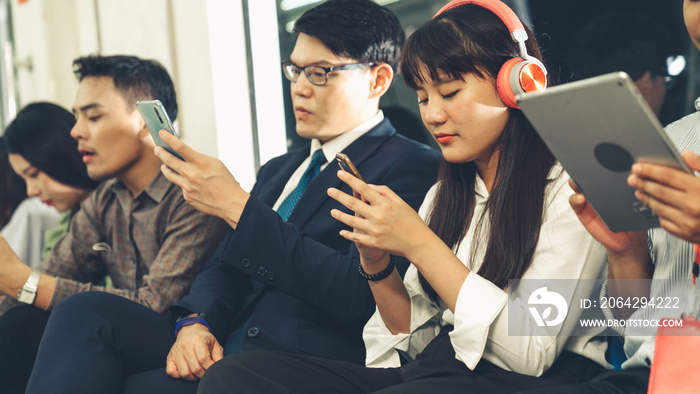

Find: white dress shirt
273;111;384;210
363;165;609;376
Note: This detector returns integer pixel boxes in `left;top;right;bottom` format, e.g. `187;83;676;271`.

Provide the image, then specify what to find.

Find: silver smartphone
136;100;183;160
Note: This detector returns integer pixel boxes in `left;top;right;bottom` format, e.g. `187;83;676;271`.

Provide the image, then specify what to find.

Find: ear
136;111;150;140
368;63;394;99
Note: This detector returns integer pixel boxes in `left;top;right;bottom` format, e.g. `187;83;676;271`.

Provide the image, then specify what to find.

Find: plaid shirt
33;171;226;313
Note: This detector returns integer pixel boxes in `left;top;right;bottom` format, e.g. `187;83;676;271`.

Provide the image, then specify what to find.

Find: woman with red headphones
196;1;608;393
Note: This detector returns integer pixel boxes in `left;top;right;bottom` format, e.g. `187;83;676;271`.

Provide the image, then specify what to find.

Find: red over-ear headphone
433;0;547;109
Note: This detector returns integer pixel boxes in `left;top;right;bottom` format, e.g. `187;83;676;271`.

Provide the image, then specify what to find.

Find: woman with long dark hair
1;102;99;286
195;1;608;393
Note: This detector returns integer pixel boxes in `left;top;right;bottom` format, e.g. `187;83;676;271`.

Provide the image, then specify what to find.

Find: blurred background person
567;11;675;116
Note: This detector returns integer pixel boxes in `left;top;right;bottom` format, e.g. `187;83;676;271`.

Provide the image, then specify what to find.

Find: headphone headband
432;0;547;108
433;0;530;59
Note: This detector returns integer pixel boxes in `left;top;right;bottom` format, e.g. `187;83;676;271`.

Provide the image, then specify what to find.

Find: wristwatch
17;270;41;304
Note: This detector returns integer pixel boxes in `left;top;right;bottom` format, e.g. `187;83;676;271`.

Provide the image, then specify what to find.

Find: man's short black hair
292;0;404;73
72;55;178;121
568;12;674;82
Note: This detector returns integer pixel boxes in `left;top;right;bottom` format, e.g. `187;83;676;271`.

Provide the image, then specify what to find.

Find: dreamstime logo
528;287;568;327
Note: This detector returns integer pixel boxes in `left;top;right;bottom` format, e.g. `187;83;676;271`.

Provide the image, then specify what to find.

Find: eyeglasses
281;61;375;86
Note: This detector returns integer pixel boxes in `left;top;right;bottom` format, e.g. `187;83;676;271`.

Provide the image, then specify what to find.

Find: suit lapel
254;148;308;207
286;119;396;228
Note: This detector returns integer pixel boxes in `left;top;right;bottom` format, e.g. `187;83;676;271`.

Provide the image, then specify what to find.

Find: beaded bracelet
358;255;396;281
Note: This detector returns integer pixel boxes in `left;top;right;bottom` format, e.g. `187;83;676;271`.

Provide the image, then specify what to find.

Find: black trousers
197;327;602;394
0;305;50;394
517;367;650;394
24;292;199;394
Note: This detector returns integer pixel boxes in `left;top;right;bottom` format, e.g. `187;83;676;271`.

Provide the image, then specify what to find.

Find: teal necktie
277;149;327;221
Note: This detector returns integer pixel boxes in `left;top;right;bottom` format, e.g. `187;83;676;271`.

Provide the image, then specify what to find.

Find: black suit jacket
171;119;440;365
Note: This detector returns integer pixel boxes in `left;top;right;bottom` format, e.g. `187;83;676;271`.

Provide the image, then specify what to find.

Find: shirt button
246;327;259;338
241;258;251;268
257;267;268;277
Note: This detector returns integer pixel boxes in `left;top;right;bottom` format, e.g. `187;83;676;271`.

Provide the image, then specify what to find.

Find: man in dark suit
24;1;439;393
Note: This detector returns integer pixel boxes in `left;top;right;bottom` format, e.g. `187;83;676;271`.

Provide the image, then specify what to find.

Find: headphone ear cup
497;57;548;109
496;57;524;109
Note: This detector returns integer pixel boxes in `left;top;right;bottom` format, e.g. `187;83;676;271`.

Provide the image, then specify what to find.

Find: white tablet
516;72;690;232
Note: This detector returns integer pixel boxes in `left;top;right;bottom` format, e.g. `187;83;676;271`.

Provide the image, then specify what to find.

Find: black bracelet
358;255;396;281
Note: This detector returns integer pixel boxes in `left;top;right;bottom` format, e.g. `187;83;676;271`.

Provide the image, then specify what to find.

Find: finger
568;194;605;231
327;187;373;218
183;346;206;380
165;355;181;379
659;219;700;244
193;344;214;377
159;163;188;190
211;342;224;363
568;193;587;215
657;211;700;243
636;191;685;226
159;129;198;162
632;176;689;209
336;170;385;205
568;178;581;194
173;353;196;381
338;229;381;249
330;208;373;233
657;217;687;242
630;162;692;193
682;150;700;173
366;184;403;203
154;145;186;174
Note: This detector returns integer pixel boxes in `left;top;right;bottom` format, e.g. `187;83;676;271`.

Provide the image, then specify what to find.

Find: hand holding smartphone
136;100;184;160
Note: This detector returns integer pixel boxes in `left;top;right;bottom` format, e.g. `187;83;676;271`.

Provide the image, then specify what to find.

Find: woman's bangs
401;20;480;89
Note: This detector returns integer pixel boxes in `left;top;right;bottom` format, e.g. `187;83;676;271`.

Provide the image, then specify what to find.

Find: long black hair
401;5;558;294
4;102;100;191
0;137;26;228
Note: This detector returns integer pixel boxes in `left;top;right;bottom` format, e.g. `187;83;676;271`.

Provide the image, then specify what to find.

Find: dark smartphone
136;100;184;160
335;153;364;181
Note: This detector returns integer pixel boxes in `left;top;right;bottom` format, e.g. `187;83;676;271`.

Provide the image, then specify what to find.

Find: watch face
17;288;36;304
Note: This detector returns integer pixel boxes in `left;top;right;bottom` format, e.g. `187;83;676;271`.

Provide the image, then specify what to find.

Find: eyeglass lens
283;64;327;85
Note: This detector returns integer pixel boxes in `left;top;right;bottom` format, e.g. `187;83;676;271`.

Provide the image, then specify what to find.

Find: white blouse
363;165;609;376
1;197;60;268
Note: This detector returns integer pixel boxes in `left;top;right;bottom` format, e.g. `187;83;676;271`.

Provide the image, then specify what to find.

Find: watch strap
17;270;41;304
174;313;211;336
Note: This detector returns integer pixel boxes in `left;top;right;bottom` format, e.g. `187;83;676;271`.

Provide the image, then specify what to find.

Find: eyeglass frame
281;61;376;86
